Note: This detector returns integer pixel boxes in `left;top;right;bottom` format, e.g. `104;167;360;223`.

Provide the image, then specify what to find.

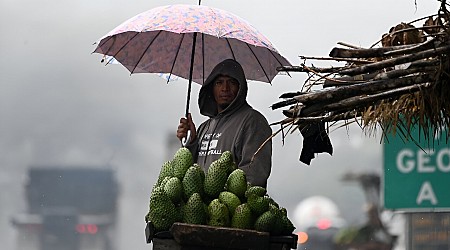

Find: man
177;59;272;187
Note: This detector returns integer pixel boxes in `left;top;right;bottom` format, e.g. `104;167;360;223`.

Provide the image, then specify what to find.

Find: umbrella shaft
186;32;198;117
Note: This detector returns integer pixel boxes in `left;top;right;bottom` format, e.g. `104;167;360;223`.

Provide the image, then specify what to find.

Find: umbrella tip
198;0;201;5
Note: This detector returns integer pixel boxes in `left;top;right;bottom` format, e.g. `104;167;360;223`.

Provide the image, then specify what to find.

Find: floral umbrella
93;4;291;120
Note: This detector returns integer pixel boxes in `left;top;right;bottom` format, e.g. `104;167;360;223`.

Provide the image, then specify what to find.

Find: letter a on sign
416;181;438;205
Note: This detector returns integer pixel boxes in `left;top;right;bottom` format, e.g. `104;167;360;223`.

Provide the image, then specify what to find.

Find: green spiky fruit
182;193;207;225
280;214;295;235
254;210;276;232
225;169;247;199
159;176;171;189
231;203;254;229
150;176;170;198
247;195;270;216
218;191;241;217
164;177;183;203
207;199;230;227
220;150;233;163
172;147;194;179
175;200;185;222
279;207;295;235
268;197;280;209
204;159;228;198
156;160;173;186
269;204;284;235
219;151;236;174
183;165;205;200
193;163;205;182
245;186;266;198
147;186;179;232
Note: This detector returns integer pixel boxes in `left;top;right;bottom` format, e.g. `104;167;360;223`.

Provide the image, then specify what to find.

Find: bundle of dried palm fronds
273;0;450;143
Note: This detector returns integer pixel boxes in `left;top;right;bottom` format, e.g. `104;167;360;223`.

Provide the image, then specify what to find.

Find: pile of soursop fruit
145;147;295;235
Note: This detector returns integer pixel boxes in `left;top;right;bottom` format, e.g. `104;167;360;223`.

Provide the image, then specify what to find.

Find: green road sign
383;125;450;211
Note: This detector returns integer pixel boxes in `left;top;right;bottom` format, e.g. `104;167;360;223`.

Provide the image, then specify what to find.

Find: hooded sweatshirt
185;59;272;187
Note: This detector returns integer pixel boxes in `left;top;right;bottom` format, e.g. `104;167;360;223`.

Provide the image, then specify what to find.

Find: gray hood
198;59;248;118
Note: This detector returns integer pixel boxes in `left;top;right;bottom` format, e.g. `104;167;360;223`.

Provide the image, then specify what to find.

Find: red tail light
316;218;332;230
76;224;98;234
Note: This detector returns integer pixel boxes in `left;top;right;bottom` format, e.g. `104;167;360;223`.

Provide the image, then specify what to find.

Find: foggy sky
0;0;440;249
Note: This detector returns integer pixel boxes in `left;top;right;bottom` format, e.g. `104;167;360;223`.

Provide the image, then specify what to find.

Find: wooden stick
337;42;363;49
277;65;345;73
299;55;372;64
384;25;444;37
323;72;378;87
281;110;360;124
338;44;450;76
272;73;434;110
330;44;419;58
373;65;437;80
307;82;432;115
300;82;432;117
324;64;437;87
330;38;442;58
383;38;439;56
369;19;441;48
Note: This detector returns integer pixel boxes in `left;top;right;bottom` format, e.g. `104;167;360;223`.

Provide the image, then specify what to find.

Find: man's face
213;75;239;112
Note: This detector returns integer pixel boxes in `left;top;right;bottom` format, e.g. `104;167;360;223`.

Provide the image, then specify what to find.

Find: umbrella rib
99;36;117;65
167;33;186;83
245;43;271;83
225;38;237;60
130;30;163;74
107;32;140;66
267;49;292;78
93;35;114;54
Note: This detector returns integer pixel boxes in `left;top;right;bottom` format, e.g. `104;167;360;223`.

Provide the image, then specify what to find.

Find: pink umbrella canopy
93;4;291;84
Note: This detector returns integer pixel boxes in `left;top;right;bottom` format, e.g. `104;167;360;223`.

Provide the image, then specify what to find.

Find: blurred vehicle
334;173;396;250
293;196;346;250
11;167;119;250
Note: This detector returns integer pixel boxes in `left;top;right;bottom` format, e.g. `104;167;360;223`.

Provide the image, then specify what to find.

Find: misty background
0;0;440;249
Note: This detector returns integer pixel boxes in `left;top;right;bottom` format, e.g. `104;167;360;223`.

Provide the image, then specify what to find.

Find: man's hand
177;113;197;143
